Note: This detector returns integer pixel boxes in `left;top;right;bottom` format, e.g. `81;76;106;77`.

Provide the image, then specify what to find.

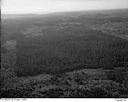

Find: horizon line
1;8;128;15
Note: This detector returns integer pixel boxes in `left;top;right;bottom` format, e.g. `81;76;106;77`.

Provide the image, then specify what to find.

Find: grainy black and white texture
1;9;128;98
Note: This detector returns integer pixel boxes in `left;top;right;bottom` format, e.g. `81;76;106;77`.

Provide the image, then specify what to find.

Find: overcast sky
1;0;128;14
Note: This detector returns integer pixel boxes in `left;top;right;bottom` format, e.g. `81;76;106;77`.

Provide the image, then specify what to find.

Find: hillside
1;9;128;98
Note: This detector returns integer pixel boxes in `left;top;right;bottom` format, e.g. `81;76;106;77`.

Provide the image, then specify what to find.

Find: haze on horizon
1;0;128;14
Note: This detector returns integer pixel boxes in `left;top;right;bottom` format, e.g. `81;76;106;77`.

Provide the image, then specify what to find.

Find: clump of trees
107;67;128;83
107;67;128;96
